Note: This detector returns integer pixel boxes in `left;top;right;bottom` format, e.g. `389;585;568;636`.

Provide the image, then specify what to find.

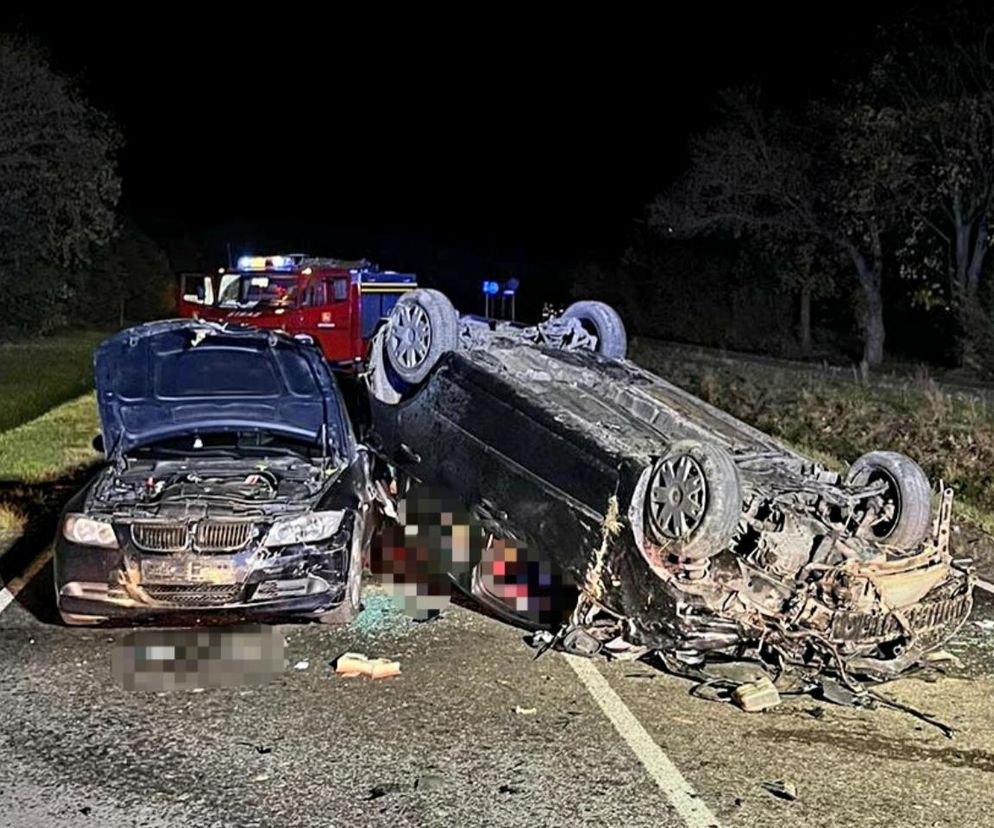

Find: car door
292;276;352;362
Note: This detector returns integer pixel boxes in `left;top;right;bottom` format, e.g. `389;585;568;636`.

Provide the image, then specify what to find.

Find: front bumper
54;532;353;621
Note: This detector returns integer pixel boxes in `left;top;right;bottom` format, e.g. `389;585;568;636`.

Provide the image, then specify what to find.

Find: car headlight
264;511;346;547
63;514;119;549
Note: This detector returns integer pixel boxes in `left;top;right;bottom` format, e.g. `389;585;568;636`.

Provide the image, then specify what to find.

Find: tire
561;301;628;360
384;289;459;384
845;451;932;549
642;440;742;563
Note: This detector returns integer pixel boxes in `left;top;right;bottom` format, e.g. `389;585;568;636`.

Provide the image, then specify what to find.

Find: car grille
130;521;256;553
131;523;188;552
195;521;254;552
143;584;243;607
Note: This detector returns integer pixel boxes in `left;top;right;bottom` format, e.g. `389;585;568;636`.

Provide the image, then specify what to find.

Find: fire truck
177;254;417;366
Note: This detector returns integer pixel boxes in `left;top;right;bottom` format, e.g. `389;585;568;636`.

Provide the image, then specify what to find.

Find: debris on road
293;660;309;671
731;677;781;712
415;773;445;792
365;783;402;800
762;780;798;801
513;705;537;715
334;652;401;679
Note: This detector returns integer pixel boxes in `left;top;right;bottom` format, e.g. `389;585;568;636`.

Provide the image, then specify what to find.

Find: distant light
237;254;296;272
482;280;499;295
238;255;266;271
302;267;313;275
502;289;516;296
217;267;226;274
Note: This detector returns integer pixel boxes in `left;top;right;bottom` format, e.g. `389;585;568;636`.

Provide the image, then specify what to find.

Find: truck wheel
561;301;628;360
845;451;932;549
384;289;459;384
642;441;742;564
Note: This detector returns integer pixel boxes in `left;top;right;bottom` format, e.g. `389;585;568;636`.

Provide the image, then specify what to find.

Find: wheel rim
647;454;708;540
388;302;432;370
863;468;902;539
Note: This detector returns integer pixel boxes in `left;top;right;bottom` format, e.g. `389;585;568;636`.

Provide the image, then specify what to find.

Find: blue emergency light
237;255;295;272
482;280;499;295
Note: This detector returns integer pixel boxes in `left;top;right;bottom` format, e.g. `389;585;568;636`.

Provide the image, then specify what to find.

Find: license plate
140;557;237;585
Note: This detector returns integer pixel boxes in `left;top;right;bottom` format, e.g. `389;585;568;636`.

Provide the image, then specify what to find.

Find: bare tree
650;89;901;366
876;32;994;362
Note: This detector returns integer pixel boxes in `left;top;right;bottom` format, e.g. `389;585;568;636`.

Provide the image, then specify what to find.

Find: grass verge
0;393;100;483
632;339;994;533
0;329;107;433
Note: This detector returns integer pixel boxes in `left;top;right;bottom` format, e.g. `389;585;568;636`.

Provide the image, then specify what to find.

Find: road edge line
564;654;721;828
0;548;53;615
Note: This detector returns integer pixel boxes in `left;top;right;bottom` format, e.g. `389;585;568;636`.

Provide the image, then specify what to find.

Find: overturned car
366;289;973;684
54;321;373;625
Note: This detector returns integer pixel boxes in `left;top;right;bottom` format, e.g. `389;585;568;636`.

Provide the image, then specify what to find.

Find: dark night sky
9;7;909;272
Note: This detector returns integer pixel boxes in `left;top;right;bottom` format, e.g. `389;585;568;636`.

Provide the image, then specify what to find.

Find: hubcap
388;302;432;369
647;454;708;540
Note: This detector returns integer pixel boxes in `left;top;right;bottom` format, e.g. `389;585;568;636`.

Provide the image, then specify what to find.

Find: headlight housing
63;514;119;548
264;510;345;547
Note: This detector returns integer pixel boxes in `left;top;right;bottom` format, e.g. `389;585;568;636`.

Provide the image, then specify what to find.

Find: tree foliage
0;35;121;335
649;89;902;366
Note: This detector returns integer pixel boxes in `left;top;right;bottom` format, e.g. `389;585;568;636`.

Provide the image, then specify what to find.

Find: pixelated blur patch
372;483;570;626
111;625;284;691
475;536;569;626
372;484;488;620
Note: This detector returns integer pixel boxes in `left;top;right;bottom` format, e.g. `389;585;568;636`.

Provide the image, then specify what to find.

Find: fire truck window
332;278;348;302
182;275;214;305
302;282;327;307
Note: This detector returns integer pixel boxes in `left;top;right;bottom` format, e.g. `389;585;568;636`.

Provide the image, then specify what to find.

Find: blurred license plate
141;558;237;584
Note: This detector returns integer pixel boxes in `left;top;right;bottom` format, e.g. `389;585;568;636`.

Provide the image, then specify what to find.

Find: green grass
0;329;107;433
632;338;994;533
0;502;26;557
0;393;100;483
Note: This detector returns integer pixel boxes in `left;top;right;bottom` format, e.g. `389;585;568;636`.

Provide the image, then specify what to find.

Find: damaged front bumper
54;520;356;621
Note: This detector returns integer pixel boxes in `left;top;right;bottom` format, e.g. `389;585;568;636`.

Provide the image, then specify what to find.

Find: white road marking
976;578;994;594
0;549;52;616
564;654;721;828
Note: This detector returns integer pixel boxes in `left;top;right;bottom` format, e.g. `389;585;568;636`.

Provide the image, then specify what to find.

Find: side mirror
92;434;105;453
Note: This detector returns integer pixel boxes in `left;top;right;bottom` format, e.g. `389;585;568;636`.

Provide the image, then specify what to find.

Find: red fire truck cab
177;254;417;366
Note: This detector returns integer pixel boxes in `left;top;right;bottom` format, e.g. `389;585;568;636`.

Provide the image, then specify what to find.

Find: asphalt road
1;545;994;828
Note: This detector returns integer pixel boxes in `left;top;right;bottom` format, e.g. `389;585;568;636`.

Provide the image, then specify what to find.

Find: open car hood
94;320;346;458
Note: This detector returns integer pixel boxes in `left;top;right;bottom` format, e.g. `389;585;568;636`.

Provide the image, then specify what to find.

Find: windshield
216;274;298;308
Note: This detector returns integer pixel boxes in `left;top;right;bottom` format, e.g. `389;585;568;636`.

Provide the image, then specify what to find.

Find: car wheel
561;300;628;360
384;289;459;384
642;440;742;564
845;451;932;549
